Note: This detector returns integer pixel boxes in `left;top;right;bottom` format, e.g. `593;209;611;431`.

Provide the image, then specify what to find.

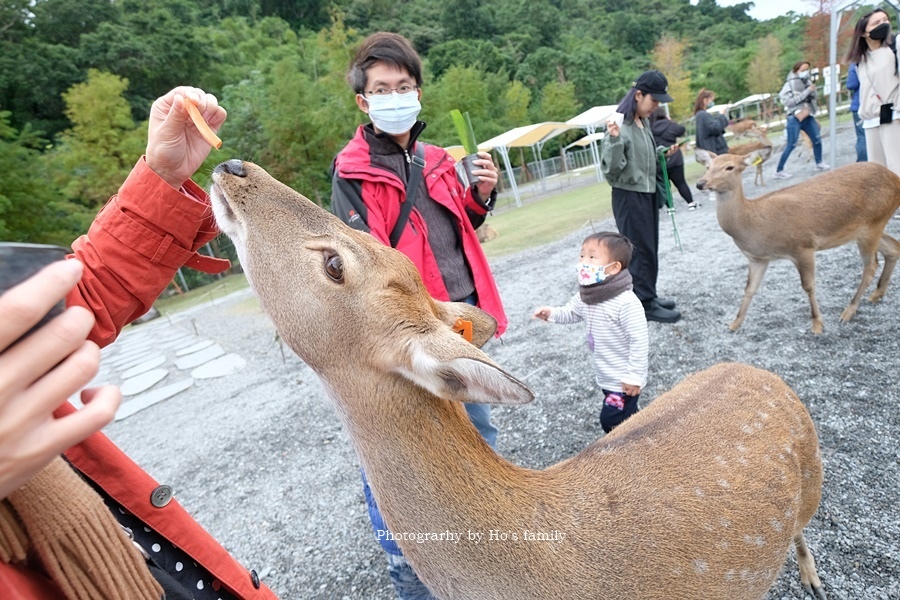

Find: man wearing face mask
774;60;830;179
330;31;506;600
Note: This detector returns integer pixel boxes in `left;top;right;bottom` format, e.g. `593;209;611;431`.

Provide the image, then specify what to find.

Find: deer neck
322;370;526;521
713;186;753;236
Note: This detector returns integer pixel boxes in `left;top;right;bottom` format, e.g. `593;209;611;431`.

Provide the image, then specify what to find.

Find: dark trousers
852;110;868;162
600;389;640;433
612;187;659;302
667;164;693;204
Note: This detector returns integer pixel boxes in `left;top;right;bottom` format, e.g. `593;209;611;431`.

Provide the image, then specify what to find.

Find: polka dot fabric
85;479;238;600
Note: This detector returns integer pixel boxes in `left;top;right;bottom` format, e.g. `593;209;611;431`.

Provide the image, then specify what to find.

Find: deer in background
726;121;774;186
696;148;900;334
210;159;827;600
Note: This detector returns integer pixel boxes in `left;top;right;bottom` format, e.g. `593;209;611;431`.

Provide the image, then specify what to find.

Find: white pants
865;119;900;178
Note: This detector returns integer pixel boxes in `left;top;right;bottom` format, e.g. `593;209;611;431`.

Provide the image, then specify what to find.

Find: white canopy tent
566;105;620;182
478;122;577;206
563;131;605;151
827;0;900;167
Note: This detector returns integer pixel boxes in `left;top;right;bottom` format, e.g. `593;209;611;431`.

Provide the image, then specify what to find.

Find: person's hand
533;307;552;321
606;118;620;138
622;383;641;396
146;86;227;189
0;260;121;499
472;151;499;200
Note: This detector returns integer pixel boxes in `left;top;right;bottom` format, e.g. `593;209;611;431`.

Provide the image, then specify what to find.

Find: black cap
634;70;674;103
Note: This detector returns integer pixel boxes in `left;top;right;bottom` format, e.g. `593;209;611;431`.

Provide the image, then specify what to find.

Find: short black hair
347;32;423;94
583;232;634;269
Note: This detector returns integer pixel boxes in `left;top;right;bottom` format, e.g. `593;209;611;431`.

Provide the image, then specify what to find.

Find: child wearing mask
533;232;649;433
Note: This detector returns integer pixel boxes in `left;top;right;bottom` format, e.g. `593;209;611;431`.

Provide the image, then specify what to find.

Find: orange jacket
0;158;277;599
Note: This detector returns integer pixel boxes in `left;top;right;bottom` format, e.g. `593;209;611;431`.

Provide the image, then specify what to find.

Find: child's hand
622;383;641;396
533;307;552;321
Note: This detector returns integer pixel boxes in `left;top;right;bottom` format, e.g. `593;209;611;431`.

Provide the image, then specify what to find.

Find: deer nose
214;160;247;177
696;180;706;191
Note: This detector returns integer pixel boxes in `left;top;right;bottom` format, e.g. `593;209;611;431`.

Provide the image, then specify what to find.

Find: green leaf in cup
450;109;479;155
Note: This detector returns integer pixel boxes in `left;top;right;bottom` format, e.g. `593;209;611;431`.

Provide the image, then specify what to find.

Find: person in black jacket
650;107;697;210
693;89;729;154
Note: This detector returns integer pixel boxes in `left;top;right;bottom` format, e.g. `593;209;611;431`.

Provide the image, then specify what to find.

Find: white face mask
361;91;421;135
577;262;614;286
798;70;809;79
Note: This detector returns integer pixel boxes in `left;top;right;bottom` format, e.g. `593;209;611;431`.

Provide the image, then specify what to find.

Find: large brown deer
696;148;900;334
209;159;826;600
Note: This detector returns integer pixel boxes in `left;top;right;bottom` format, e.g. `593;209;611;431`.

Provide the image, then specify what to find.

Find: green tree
52;70;145;211
421;65;493;148
536;81;581;122
501;80;531;126
746;35;783;122
79;0;209;120
651;37;692;120
0;112;80;244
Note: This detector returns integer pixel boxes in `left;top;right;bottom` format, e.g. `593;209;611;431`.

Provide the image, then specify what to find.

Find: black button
150;485;173;508
250;569;260;589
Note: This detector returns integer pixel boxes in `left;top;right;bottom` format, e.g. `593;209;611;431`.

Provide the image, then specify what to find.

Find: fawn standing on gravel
696;148;900;334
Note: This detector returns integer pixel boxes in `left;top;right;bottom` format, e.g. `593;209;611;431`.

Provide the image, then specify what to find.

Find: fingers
0;260;83;349
53;385;121;447
152;87;225;133
0;306;96;400
20;340;102;417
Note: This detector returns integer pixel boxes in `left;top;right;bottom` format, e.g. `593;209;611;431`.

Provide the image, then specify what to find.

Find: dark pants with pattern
612;187;659;303
600;389;641;433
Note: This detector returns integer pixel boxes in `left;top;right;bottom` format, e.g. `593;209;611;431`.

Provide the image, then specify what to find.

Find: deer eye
725;166;734;171
324;253;344;282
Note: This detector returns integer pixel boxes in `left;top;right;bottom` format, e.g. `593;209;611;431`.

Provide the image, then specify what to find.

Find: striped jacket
548;291;649;392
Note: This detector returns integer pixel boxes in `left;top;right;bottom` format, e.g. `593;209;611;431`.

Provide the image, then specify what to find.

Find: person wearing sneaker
601;70;681;324
774;60;829;178
692;89;728;203
650;107;697;210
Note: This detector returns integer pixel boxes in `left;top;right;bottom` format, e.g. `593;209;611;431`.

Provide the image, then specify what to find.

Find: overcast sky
712;0;818;21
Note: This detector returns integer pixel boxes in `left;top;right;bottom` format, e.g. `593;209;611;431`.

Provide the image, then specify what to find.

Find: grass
481;182;613;258
479;158;713;259
153;272;251;316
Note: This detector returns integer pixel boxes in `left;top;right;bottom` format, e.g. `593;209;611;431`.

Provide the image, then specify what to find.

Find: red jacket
0;158;277;599
332;124;508;335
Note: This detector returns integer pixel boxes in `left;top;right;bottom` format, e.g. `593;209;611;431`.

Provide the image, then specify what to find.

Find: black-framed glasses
364;85;418;97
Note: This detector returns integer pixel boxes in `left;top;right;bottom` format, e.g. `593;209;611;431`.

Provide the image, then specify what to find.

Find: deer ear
743;147;771;167
432;300;497;348
398;334;534;406
695;148;715;166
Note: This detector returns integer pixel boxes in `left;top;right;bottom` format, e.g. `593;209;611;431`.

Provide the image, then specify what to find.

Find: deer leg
794;533;827;600
869;233;900;303
730;259;769;331
841;237;880;322
795;252;824;334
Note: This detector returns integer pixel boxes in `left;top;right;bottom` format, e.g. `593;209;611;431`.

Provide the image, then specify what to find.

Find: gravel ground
104;121;899;599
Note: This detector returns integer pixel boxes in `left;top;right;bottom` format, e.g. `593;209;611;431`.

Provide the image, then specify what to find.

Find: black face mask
869;22;890;42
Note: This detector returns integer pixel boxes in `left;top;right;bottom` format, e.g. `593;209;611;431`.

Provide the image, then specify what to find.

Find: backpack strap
389;143;426;248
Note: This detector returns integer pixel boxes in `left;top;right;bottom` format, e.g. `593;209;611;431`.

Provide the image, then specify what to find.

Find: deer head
209;159;533;407
695;148;772;192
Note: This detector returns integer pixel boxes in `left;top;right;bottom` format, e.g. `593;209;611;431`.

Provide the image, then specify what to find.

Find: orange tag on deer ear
452;318;473;343
752;156;763;166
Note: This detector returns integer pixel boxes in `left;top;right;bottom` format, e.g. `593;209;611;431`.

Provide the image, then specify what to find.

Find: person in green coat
601;70;681;323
